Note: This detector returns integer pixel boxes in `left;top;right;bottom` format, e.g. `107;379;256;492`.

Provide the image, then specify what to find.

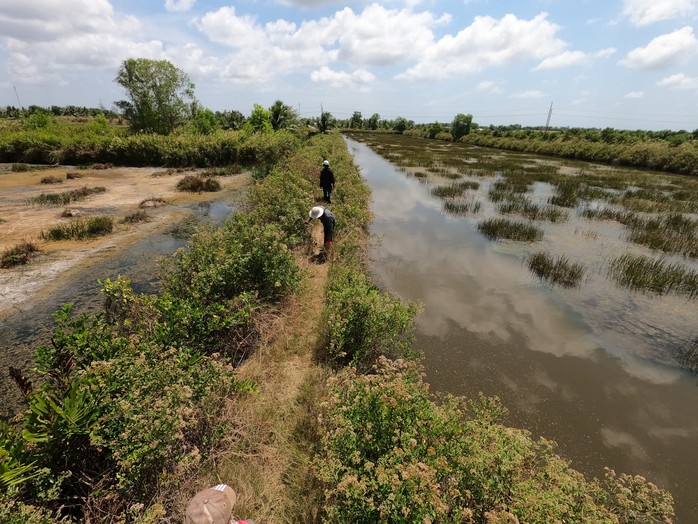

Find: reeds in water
609;253;698;298
498;200;568;222
478;218;543;242
528;251;585;287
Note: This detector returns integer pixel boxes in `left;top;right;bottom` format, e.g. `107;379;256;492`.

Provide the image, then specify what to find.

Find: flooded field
0;164;248;418
344;133;698;522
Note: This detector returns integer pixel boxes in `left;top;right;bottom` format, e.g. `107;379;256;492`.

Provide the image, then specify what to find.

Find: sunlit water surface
346;136;698;523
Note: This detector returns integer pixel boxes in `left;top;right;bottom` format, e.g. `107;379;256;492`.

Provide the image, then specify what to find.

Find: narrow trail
179;227;330;523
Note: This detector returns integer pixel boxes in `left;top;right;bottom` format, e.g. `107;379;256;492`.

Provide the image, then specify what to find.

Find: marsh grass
609;253;698;298
0;240;40;268
499;200;568;222
11;163;31;172
177;174;221;192
679;337;698;374
40;175;63;184
28;186;107;206
443;198;482;216
528;251;585;287
580;207;639;226
628;213;698;257
430;180;480;199
40;216;114;241
122;210;149;224
478;218;543;242
204;165;244;177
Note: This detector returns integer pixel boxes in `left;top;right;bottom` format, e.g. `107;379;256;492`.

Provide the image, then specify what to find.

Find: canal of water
345;136;698;523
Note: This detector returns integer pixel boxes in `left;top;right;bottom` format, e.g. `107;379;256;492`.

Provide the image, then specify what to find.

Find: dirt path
175;228;331;523
0;164;249;322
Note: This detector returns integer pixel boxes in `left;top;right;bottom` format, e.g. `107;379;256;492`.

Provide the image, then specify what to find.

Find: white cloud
534;50;589;70
475;80;504;94
164;0;196;13
620;26;698;69
657;73;698;89
510;90;545;99
625;90;644;98
398;13;567;81
622;0;698;27
310;66;376;90
0;0;118;41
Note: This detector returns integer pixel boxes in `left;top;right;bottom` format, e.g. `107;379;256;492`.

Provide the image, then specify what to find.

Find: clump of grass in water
679;337;698;374
443;198;482;216
580;207;639;226
478;218;543;242
0;241;40;268
628;213;698;258
498;200;568;222
28;186;107;206
177;174;221;192
609;253;698;298
431;180;480;199
528;251;585;287
41;216;114;241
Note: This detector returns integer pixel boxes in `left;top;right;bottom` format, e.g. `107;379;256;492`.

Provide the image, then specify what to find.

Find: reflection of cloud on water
600;427;647;461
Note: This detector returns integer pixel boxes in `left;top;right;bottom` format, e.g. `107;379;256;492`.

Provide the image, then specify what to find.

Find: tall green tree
246;103;272;134
114;58;196;135
349;111;363;129
366;113;381;130
318;110;335;133
451;113;473;141
268;100;298;131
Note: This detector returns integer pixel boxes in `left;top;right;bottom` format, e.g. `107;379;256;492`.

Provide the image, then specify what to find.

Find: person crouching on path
320;159;335;203
307;205;335;246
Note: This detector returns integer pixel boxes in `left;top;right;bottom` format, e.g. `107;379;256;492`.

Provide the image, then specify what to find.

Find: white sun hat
323;160;330;166
309;206;324;219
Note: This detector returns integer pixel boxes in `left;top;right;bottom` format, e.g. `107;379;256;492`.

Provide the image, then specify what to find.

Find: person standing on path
307;205;335;245
320;159;335;203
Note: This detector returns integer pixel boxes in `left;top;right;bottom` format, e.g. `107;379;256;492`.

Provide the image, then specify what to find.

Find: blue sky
1;0;697;130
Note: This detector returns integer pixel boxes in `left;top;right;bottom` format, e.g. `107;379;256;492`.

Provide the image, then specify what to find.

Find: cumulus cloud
657;73;698;89
622;0;698;27
164;0;196;13
398;13;568;81
625;90;644;98
475;80;504;94
310;66;376;90
0;0;118;41
534;47;616;70
620;26;698;69
0;0;150;84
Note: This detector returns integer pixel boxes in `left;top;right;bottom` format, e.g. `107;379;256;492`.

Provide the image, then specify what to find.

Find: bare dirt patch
0;164;250;320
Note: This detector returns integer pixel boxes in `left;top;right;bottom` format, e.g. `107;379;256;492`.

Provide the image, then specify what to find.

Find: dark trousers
322;186;332;202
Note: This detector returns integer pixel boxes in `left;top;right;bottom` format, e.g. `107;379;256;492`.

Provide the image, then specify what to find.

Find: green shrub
0;241;40;268
163;213;301;304
317;358;674;523
40;216;113;241
322;265;419;370
176;174;221;192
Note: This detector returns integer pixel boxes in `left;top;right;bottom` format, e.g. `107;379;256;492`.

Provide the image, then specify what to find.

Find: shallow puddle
346;136;698;522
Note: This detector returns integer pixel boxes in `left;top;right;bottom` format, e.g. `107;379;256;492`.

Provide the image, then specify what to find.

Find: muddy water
346;137;698;523
0;198;240;419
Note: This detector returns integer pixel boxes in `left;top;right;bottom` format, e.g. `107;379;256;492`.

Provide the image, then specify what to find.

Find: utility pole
13;85;22;108
545;101;553;131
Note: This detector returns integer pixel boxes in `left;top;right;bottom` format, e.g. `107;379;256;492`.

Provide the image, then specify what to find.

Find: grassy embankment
1;130;675;523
